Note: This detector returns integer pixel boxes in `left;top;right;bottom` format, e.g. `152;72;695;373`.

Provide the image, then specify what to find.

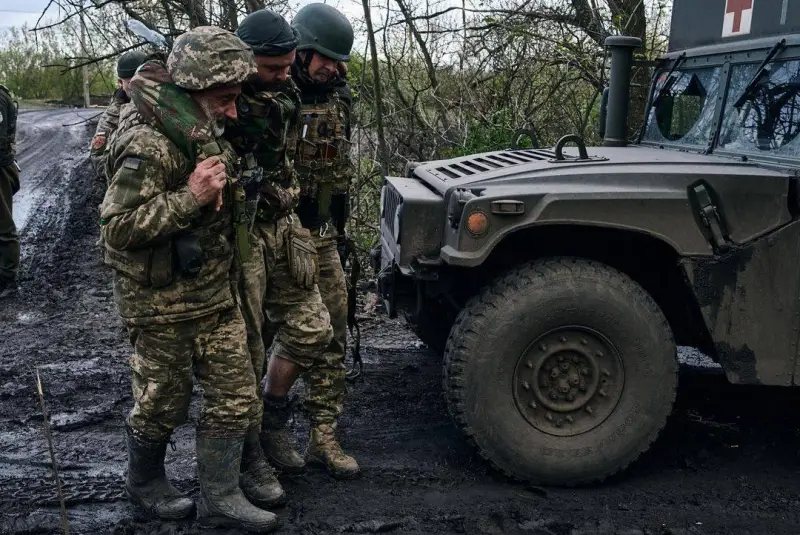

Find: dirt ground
2;109;800;535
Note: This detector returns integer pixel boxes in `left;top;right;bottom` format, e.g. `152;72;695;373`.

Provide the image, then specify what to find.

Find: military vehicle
373;0;800;486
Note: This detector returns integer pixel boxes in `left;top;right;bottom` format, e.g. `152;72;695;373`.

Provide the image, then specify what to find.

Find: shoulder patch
122;157;142;170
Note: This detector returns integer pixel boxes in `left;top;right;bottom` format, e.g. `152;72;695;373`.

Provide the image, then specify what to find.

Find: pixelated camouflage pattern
126;307;259;440
262;229;347;424
239;216;333;422
100;92;240;326
226;80;302;218
168;26;257;91
90;89;128;181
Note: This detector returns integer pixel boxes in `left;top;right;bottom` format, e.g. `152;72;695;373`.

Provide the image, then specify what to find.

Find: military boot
240;427;286;508
197;435;280;533
260;395;305;474
305;422;360;480
124;426;195;520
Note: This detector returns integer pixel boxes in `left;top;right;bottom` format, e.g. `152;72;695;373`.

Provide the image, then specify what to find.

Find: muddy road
2;109;800;535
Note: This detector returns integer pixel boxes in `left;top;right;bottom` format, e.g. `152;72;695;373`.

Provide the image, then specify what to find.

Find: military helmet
116;50;149;79
235;9;299;57
167;26;257;91
292;3;354;62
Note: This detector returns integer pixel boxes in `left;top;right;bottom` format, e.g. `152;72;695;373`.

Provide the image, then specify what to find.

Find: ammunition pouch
103;241;174;288
174;233;202;278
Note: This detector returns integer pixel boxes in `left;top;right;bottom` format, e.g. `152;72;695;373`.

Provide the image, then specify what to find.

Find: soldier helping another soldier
100;27;282;532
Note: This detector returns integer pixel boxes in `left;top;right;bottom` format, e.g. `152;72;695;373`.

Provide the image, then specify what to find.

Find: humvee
373;0;800;485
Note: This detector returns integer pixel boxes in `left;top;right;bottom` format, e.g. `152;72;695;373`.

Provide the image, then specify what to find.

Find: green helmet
292;3;354;62
116;50;148;79
167;26;257;91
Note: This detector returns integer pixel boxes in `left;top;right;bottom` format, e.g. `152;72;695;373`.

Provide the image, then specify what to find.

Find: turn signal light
466;211;489;236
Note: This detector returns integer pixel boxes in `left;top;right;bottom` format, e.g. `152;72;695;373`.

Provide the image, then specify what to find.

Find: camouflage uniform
101;30;283;531
0;84;19;295
89;88;128;181
226;80;332;398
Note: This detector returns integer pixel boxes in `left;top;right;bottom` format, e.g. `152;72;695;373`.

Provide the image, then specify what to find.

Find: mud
2;110;800;534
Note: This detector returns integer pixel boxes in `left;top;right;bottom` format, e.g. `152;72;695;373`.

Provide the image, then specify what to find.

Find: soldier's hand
188;157;227;208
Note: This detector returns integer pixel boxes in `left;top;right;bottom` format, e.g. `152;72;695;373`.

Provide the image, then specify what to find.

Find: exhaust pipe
603;36;642;147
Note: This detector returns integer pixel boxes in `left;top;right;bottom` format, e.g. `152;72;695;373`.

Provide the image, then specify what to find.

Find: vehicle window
718;60;800;156
643;66;722;147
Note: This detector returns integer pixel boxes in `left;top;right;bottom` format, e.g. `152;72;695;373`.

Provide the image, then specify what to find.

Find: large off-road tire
443;257;678;486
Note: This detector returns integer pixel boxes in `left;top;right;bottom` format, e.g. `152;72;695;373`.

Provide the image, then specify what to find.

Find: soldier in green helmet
226;7;334;481
89;49;148;181
258;2;361;480
101;26;281;533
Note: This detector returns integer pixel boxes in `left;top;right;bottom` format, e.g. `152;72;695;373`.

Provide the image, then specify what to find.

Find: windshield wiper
651;52;687;108
733;39;787;108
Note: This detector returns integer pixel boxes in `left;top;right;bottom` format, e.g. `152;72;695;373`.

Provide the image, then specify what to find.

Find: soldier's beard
196;97;226;137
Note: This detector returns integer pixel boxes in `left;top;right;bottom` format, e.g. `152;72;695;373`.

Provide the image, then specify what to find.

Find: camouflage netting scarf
128;60;214;162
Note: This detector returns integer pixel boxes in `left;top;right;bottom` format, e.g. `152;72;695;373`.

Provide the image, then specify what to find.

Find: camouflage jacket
0;85;17;169
90;88;129;181
100;62;241;326
290;67;354;229
225;80;301;220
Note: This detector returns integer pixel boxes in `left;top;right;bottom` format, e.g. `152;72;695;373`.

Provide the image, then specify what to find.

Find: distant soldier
225;8;334;478
0;83;18;299
89;50;148;181
101;27;280;532
271;2;360;479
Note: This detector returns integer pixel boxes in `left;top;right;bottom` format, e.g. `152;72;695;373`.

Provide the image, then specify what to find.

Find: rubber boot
197;435;280;533
124;426;195;520
240;428;287;508
305;422;360;480
260;395;305;474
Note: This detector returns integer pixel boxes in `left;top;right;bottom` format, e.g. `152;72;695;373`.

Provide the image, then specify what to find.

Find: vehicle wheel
443;257;677;485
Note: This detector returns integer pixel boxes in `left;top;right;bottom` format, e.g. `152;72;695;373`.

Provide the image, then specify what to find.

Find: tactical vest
291;89;352;229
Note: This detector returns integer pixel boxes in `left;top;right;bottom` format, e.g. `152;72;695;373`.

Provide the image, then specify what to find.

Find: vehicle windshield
717;59;800;156
642;66;722;147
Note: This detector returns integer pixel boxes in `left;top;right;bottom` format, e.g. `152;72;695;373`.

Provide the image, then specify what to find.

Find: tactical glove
286;225;318;289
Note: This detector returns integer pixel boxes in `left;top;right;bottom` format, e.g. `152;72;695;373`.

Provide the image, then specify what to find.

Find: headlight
380;185;386;218
393;204;402;243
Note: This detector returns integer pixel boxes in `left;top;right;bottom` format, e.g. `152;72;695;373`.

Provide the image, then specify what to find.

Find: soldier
89;50;148;181
225;9;335;478
0;83;18;299
100;27;280;532
272;2;361;479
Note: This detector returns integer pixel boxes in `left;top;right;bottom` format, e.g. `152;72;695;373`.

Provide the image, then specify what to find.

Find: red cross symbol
726;0;754;33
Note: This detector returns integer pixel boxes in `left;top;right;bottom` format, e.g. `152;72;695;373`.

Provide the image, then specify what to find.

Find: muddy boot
240;428;286;508
305;423;360;480
124;427;195;520
197;435;280;533
260;395;305;474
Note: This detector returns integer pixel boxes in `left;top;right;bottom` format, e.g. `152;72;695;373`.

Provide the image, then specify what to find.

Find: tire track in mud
3;109;800;535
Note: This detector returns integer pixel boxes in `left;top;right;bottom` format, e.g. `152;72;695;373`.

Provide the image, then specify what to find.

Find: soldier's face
194;85;243;133
255;50;295;85
304;52;339;83
119;78;132;93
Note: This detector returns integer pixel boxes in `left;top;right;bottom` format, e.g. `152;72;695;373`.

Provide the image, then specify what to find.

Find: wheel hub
513;327;624;437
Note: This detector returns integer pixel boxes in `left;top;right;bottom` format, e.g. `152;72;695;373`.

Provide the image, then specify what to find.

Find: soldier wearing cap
225;9;336;482
100;26;281;532
89;50;148;181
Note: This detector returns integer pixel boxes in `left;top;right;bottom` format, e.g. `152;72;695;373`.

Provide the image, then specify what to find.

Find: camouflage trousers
126;306;260;441
0;164;20;284
238;215;333;428
264;225;348;425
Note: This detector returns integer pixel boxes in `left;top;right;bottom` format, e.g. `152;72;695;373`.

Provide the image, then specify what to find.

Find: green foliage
0;25;115;102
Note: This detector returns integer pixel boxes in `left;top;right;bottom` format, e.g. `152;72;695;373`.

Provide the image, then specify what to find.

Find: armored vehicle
373;0;800;485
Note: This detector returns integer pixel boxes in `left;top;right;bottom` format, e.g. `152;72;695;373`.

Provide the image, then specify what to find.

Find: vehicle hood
410;145;787;195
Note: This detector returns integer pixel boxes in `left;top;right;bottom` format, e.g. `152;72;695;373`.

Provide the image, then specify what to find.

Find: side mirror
598;86;610;139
